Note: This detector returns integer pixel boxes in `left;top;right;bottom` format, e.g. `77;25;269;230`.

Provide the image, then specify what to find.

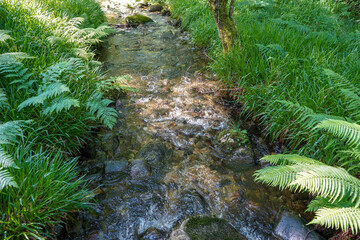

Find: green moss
125;14;154;26
184;216;245;240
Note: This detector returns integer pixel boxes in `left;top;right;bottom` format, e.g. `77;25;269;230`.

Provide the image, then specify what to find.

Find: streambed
64;1;316;239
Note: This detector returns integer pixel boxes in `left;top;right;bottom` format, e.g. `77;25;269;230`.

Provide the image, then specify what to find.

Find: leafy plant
0;121;20;191
254;119;360;233
98;75;138;99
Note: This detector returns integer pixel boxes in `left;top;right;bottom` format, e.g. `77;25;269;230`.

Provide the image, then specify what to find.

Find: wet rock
105;160;128;174
130;159;150;179
87;231;105;240
170;216;246;240
149;4;163;12
179;189;209;216
161;31;176;40
137;142;167;165
140;228;167;240
275;210;324;240
223;147;255;172
169;229;190;240
115;99;123;110
125;14;153;27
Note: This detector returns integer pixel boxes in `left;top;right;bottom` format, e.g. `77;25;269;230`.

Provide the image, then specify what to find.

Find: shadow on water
65;1;313;240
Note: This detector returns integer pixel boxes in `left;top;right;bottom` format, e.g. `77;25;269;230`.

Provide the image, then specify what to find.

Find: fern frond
0;168;17;190
0;149;16;169
0;121;23;145
86;92;117;129
254;165;300;190
260;154;324;165
0;88;9;110
18;82;70;110
338;88;360;120
291;165;360;206
307;197;353;212
315;119;360;147
276;100;343;130
324;69;360;96
0;30;12;44
310;207;360;234
0;52;33;64
42;96;79;115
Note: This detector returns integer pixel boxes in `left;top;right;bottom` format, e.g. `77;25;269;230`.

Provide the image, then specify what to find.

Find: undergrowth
0;0;116;238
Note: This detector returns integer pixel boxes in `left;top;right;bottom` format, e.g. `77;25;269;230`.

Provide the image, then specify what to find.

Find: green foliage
98;75;138;99
0;0;111;237
255;119;360;233
87;92;118;129
0;143;93;239
0;96;21;191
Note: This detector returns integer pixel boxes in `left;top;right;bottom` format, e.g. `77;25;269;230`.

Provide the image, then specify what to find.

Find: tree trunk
208;0;237;53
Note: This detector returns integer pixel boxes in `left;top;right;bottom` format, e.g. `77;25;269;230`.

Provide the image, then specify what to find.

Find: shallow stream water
65;1;311;239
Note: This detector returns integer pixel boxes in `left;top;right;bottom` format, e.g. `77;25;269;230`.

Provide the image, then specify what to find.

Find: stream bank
64;1;323;239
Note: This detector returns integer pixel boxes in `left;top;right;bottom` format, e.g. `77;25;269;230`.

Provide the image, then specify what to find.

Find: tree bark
208;0;237;53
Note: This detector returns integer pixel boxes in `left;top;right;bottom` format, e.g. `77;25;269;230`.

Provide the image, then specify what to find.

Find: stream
64;1;315;239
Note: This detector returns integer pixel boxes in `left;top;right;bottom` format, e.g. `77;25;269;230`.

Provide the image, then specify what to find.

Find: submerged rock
140;228;167;240
104;160;128;174
170;216;246;240
149;4;163;12
130;158;150;179
275;210;324;240
137;142;167;165
125;14;153;27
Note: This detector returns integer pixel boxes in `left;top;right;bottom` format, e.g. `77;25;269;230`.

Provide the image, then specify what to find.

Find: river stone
125;14;153;27
275;210;324;240
130;159;150;179
140;228;167;240
137;142;167;165
105;160;128;174
149;4;163;12
223;147;254;172
170;216;246;240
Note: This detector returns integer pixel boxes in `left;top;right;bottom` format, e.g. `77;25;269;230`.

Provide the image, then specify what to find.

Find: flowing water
65;1;311;239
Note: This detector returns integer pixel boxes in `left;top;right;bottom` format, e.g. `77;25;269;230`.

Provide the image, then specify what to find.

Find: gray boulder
275;210;324;240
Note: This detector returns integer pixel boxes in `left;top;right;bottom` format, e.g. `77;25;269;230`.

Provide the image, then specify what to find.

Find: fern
43;96;80;115
254;165;298;190
0;121;21;191
0;30;12;44
261;154;324;165
18;82;70;110
310;207;360;234
86;92;117;129
0;88;9;110
291;165;360;206
256;118;360;234
315;119;360;148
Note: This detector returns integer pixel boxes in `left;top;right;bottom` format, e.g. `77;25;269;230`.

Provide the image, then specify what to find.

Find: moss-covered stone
125;14;153;27
184;216;245;240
